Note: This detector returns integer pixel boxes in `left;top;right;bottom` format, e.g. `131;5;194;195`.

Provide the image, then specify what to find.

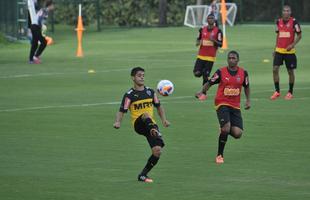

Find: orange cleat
195;93;207;101
215;155;224;164
138;175;153;183
284;92;293;100
270;91;280;100
33;56;41;64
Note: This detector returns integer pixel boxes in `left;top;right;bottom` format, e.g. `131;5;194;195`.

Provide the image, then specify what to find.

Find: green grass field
0;25;310;200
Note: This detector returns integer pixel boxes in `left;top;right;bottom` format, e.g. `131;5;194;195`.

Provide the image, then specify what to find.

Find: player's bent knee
152;146;162;157
273;66;279;73
231;131;242;139
234;133;242;139
221;125;231;134
287;69;294;75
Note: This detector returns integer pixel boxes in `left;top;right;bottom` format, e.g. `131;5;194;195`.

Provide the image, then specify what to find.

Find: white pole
79;4;82;17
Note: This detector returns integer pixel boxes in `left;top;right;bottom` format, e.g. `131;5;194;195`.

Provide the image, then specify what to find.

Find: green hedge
52;0;196;26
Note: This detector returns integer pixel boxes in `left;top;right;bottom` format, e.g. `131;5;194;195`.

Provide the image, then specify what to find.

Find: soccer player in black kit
113;67;170;183
28;0;54;64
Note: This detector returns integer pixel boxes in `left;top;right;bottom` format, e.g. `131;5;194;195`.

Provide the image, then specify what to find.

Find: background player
196;51;250;164
194;14;222;100
271;5;302;100
113;67;170;183
28;0;54;64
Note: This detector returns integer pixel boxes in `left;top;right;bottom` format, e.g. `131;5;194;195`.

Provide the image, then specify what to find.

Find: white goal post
184;3;237;28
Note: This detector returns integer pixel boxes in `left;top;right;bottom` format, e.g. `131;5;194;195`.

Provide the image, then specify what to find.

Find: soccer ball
157;80;174;96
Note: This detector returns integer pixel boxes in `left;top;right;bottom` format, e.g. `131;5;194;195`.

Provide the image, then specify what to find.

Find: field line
0;87;309;113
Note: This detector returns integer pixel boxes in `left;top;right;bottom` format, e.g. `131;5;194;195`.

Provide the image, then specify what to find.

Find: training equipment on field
45;36;53;45
157;80;174;96
76;4;85;57
184;3;237;28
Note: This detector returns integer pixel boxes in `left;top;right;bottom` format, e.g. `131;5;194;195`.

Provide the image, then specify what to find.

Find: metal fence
0;0;28;40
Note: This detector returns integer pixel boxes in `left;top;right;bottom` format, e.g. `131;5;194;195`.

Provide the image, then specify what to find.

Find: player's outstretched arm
113;112;124;129
156;106;170;127
244;86;251;110
196;81;212;98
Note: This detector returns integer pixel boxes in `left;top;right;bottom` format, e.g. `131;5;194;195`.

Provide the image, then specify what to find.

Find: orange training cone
75;4;85;57
221;0;228;49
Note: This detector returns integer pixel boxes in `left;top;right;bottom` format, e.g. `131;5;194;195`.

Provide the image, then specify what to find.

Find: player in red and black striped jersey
113;67;170;183
193;14;222;96
271;5;302;100
196;51;250;164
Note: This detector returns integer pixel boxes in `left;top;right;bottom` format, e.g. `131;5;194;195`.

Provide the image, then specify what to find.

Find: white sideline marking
0;102;119;112
0;69;129;79
0;87;309;113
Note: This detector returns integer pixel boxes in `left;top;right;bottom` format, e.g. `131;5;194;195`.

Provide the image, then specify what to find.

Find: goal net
184;3;237;28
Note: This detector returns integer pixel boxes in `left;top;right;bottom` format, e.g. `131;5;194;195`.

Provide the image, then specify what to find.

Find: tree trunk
196;0;204;25
159;0;167;26
303;0;310;21
196;0;203;5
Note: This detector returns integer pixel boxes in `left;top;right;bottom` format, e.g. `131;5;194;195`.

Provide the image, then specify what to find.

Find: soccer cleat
195;93;207;101
215;155;224;164
138;175;153;183
270;91;280;100
29;60;40;64
284;92;293;100
33;56;41;64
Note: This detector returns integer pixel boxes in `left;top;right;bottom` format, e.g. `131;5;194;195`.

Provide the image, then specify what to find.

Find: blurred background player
196;51;250;164
113;67;170;183
271;5;302;100
209;0;219;26
28;0;54;64
194;14;222;100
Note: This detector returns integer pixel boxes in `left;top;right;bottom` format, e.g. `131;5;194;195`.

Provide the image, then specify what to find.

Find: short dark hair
207;14;215;18
283;5;291;10
228;50;239;60
45;0;53;7
131;67;145;76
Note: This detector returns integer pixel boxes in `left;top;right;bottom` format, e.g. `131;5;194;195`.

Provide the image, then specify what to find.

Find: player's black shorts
134;115;165;148
193;58;214;79
273;52;297;69
216;105;243;130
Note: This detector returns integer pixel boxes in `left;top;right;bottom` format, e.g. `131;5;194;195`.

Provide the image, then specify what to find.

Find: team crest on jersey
146;90;152;96
237;77;241;82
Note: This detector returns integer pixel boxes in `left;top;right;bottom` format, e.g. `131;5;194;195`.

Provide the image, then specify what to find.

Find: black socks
218;133;228;156
275;82;280;93
140;155;160;176
289;83;294;94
